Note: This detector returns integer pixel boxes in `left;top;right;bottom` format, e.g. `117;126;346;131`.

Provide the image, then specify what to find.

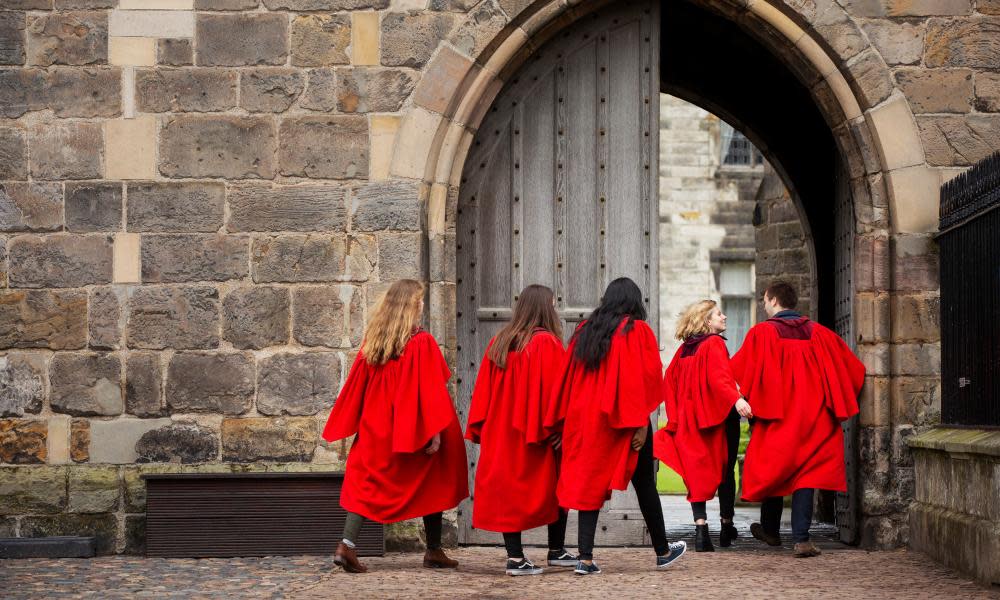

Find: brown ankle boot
423;547;459;569
334;542;369;573
793;541;822;558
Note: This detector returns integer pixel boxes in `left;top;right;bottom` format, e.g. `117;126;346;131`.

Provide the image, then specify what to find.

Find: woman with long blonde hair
322;279;468;573
653;300;752;552
465;285;576;576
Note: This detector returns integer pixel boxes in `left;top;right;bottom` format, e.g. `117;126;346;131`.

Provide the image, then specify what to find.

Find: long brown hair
487;285;562;368
362;279;424;365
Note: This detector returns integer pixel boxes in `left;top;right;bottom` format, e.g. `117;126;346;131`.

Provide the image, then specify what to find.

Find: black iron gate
939;152;1000;428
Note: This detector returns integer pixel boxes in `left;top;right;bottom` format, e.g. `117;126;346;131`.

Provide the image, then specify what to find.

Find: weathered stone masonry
0;0;995;555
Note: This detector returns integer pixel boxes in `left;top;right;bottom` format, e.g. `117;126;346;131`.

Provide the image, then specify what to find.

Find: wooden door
456;0;660;546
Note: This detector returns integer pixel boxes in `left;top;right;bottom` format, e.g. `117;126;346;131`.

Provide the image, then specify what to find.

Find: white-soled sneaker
574;560;602;575
547;549;578;567
506;558;543;576
656;541;687;569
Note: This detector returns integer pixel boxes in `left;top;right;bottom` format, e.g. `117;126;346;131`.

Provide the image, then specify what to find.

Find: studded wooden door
455;0;660;546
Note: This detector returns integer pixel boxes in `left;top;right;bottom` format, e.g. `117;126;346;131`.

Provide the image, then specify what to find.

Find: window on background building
720;124;764;167
719;262;754;355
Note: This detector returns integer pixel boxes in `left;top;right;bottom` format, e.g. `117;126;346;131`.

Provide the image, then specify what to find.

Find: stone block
65;182;123;232
918;115;1000;166
412;46;469;115
278;116;368;179
291;14;349;67
0;466;66;514
429;232;456;282
0;127;26;180
429;281;454;345
240;68;304;113
166;353;254;414
336;67;417;113
227;182;348;232
26;11;107;66
381;12;457;68
196;13;287;66
925;17;1000;68
389;106;442;179
0;290;88;350
126;182;225;233
196;0;259;7
119;0;194;7
113;233;140;284
448;0;507;60
975;72;1000;112
141;234;249;283
299;67;336;112
108;36;156;67
109;9;195;38
860;20;923;66
125;352;163;417
251;234;375;283
89;287;122;350
351;180;422;231
0;68;45;118
891;342;941;376
105;115;157;181
126;286;220;350
812;10;866;66
8;235;113;289
891;376;941;425
0;182;62;232
47;415;69;465
157;38;192;66
135;422;218;463
67;466;119;513
859;375;890;427
263;0;390;7
29;122;102;180
369;115;400;182
222;286;290;350
378;232;424;280
351;10;379;66
292;285;363;347
0;12;25;66
49;353;123;417
135;68;238;113
257;352;339;416
88;418;171;464
44;68;121;118
0;419;47;464
0;353;45;417
844;49;893;110
892;294;940;342
20;513;117;555
891;234;939;291
843;0;971;16
895;68;973;114
221;417;317;462
124;515;144;555
71;418;89;462
160;116;277;179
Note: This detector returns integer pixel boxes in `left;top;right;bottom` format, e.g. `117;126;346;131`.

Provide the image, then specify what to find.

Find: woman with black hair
546;277;687;575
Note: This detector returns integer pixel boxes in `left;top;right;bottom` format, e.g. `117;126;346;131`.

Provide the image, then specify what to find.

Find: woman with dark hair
546;277;687;575
466;285;576;576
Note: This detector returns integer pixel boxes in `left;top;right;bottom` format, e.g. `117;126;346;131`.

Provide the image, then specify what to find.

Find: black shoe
505;558;543;576
656;541;687;569
750;522;782;547
547;549;577;567
574;560;602;575
720;520;738;547
694;524;714;552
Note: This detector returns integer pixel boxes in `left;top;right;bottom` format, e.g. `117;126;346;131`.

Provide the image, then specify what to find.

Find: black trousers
690;408;741;522
501;509;569;558
577;424;669;560
761;488;815;543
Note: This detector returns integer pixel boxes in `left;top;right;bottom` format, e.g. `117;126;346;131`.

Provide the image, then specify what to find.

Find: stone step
0;536;96;559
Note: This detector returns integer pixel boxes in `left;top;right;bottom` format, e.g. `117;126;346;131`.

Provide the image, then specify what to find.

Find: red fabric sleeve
601;320;663;429
661;351;681;433
321;351;370;443
544;335;580;434
696;336;742;430
392;332;456;454
813;326;865;421
464;341;495;444
520;332;567;444
730;324;785;420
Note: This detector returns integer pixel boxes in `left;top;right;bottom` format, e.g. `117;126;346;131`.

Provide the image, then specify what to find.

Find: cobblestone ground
2;547;995;599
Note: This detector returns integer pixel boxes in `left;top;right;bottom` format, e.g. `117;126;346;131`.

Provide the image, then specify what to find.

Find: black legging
502;509;569;558
577;424;669;560
691;407;741;522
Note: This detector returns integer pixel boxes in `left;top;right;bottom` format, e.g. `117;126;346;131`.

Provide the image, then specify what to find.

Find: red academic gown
653;334;741;503
465;329;566;532
546;318;663;511
321;330;469;523
730;317;865;502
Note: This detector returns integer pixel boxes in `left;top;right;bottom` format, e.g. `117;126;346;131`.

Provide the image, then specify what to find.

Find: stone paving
3;546;995;600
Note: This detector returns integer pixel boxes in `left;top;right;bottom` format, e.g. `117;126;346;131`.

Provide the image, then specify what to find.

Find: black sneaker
505;558;543;576
656;541;687;569
573;560;602;575
547;549;578;567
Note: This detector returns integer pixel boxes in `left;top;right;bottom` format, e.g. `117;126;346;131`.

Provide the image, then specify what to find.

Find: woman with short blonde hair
323;279;468;573
654;300;752;551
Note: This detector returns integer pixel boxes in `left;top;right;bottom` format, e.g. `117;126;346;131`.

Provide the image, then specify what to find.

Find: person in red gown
654;300;753;552
465;284;577;576
322;279;468;573
546;277;687;575
731;281;865;557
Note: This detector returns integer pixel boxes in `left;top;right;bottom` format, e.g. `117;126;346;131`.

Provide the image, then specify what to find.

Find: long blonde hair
675;300;717;341
362;279;424;365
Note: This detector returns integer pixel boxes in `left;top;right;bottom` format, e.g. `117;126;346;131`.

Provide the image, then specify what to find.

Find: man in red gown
731;281;865;557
